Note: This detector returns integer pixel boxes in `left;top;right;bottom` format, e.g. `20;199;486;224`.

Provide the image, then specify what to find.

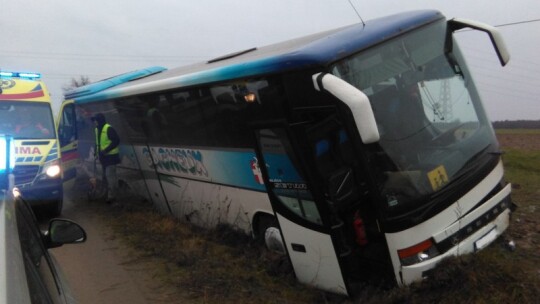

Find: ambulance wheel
47;199;63;217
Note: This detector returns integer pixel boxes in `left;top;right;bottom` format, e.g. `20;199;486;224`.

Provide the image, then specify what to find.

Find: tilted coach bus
0;71;63;216
59;10;514;296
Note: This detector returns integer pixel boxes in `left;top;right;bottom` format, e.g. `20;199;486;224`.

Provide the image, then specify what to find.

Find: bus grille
13;165;39;185
436;195;512;254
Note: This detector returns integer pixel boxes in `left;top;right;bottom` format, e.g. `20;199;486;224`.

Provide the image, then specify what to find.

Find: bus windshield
330;20;498;213
0;102;55;139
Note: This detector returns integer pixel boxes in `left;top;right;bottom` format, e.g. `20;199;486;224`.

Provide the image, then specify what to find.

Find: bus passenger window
144;95;170;142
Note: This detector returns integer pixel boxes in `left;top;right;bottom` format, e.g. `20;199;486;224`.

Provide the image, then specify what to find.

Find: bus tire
257;214;285;254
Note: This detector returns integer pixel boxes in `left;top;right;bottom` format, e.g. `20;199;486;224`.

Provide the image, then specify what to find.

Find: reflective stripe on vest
95;124;119;155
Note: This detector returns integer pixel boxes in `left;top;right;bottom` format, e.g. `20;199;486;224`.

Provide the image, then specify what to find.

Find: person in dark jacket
92;113;120;204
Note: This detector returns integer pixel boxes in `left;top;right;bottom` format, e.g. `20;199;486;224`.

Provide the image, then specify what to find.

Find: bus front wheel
257;215;285;254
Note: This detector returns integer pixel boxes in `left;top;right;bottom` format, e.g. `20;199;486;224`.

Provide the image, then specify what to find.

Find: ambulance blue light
0;139;6;174
0;135;16;177
0;135;15;189
0;71;41;79
19;72;41;79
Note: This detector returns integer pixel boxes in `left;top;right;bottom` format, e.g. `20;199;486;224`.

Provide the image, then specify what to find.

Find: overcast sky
1;0;539;121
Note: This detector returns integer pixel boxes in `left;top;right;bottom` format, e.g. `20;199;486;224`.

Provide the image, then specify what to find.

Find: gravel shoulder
49;189;187;304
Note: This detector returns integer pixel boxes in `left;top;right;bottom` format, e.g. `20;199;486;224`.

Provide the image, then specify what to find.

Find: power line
0;48;211;59
3;17;539;62
456;18;540;33
495;18;540;28
0;49;212;62
0;54;200;63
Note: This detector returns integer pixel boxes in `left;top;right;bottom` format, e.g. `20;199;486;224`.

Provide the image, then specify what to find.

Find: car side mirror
44;219;87;249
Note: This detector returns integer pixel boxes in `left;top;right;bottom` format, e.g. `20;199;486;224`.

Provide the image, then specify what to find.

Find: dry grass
83;130;539;303
101;201;321;303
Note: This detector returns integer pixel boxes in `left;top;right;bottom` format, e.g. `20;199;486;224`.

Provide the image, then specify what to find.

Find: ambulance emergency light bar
0;70;41;79
0;135;16;191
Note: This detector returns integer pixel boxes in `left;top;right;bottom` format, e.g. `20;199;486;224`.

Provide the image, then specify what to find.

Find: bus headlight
42;159;61;178
398;238;440;266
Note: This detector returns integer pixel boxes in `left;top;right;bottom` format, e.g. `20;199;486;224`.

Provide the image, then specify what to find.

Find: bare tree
63;75;91;92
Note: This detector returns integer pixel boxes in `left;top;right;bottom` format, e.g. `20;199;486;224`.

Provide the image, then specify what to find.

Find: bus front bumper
400;197;512;285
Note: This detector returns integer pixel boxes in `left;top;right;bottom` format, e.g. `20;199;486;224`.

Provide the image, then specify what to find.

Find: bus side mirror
447;18;510;66
313;73;380;144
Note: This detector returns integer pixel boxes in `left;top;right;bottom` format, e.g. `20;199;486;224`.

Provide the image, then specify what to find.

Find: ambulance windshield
0;102;55;139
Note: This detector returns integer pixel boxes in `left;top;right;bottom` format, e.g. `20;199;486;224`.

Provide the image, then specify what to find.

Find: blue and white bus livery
59;10;513;296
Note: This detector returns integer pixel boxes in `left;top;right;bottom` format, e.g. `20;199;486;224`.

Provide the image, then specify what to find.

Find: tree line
492;120;540;129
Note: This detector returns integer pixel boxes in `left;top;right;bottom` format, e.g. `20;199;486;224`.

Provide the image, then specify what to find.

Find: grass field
94;129;540;303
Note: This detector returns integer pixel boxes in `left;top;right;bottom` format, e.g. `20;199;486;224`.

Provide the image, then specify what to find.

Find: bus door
254;127;349;296
57;101;79;189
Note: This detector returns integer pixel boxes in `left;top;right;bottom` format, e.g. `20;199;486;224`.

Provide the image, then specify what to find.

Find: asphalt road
48;192;179;303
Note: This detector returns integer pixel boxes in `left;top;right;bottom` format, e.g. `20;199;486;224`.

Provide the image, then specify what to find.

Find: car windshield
329;20;498;212
0;102;55;139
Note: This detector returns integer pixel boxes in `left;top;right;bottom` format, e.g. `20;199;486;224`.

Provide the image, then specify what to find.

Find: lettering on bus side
142;147;209;178
15;147;41;155
272;182;308;190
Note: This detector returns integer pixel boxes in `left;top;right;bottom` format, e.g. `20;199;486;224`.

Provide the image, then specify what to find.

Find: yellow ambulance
0;70;63;216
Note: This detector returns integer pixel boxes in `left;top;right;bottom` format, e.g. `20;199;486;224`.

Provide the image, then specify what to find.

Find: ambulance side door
57;100;79;188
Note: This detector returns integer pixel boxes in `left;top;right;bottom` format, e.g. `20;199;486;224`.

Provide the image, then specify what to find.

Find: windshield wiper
407;144;495;224
453;144;494;180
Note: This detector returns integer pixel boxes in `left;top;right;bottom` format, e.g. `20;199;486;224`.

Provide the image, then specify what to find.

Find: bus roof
64;66;166;99
66;10;443;104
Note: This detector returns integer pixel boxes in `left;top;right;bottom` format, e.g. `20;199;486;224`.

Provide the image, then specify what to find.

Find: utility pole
438;79;452;121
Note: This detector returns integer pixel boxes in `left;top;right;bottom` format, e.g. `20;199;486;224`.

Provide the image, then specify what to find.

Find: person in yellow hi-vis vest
91;113;120;204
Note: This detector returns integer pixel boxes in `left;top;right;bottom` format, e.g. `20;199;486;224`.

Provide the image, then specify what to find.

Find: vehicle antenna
348;0;365;27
